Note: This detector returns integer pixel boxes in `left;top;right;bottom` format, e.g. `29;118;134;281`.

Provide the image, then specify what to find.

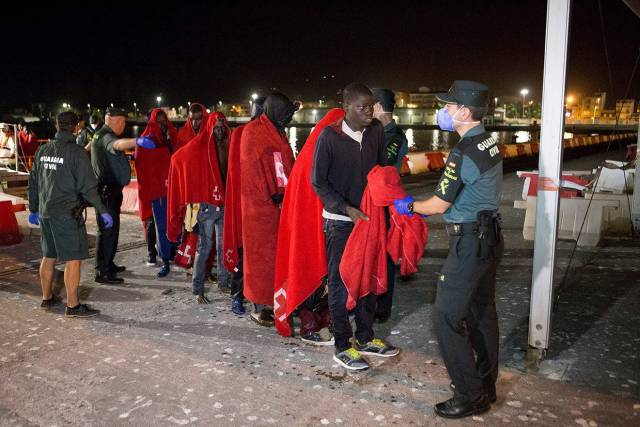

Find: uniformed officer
394;80;503;419
372;88;409;172
371;88;410;323
28;111;113;317
91;107;139;284
77;113;102;151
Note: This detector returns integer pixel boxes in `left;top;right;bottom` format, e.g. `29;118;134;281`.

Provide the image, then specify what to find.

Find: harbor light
520;88;529;118
62;103;69;109
87;103;91;109
251;93;258;101
156;96;162;106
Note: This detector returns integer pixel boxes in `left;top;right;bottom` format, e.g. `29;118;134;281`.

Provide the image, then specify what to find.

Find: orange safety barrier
530;141;540;153
504;144;519;158
522;143;533;156
516;144;526;156
400;156;411;176
425;152;445;170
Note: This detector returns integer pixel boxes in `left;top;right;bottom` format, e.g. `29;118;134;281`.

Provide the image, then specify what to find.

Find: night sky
1;0;639;112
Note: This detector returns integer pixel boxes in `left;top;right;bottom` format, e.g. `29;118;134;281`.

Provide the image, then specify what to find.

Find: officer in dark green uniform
76;113;102;151
91;107;138;284
372;88;410;323
28;111;113;317
394;81;503;419
372;88;409;172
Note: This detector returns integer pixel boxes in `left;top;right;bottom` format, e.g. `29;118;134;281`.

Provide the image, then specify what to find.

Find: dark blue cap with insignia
436;80;489;108
105;107;127;117
372;88;396;112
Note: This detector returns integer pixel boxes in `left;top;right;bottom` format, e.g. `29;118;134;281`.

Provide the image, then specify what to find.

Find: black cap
105;107;127;117
436;80;489;108
372;88;396;112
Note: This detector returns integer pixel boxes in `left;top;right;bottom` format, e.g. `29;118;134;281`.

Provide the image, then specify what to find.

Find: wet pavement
0;148;639;426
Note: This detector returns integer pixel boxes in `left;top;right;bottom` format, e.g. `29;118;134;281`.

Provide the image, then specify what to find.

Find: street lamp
156;96;162;107
251;93;258;101
520;88;529;118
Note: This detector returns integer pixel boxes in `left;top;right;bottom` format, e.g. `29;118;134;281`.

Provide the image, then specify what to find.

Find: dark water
126;123;571;156
283;126;546;156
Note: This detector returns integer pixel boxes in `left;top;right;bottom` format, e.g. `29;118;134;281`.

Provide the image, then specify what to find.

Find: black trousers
376;255;396;320
231;247;244;299
376;208;395;320
324;219;376;352
95;185;123;276
145;217;157;258
435;230;503;402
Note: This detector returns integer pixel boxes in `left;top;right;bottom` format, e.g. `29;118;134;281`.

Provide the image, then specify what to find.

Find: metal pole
14;124;19;172
528;0;572;362
632;121;640;233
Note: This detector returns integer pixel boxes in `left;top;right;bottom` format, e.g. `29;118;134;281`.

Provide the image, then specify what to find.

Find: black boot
434;395;490;419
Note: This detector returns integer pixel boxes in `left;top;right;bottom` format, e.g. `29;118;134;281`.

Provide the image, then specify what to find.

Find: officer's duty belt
445;222;478;236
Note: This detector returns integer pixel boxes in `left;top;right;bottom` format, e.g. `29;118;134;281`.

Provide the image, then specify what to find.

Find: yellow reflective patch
444;167;458;181
438;178;450;194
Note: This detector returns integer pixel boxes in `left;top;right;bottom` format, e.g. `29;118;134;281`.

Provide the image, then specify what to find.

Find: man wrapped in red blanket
239;93;296;326
135;109;179;278
274;108;345;339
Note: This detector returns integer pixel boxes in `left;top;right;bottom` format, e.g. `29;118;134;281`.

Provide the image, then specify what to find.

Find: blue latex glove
28;211;39;226
136;136;156;149
393;196;415;217
101;213;114;229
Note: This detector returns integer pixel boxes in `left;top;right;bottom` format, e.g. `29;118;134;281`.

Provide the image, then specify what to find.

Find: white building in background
615;99;636;121
580;92;606;122
409;87;440;108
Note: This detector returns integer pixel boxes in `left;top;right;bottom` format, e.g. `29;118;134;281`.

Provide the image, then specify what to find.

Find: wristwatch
408;202;414;214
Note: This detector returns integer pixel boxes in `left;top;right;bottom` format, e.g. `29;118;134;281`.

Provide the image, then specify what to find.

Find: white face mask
90;123;98;130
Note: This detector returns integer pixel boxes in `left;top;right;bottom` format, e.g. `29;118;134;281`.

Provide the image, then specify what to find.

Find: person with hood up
135;108;179;277
239;93;296;326
167;112;230;303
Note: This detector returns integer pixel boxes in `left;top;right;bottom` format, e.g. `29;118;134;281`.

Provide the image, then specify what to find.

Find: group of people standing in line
27;79;504;419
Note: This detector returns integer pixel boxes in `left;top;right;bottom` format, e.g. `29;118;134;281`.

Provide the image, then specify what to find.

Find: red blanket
166;112;227;242
222;124;245;272
339;165;428;310
239;114;294;306
135;108;178;220
176;103;208;151
274;108;345;336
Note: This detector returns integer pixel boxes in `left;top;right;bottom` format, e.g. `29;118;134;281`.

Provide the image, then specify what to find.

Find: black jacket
311;118;385;216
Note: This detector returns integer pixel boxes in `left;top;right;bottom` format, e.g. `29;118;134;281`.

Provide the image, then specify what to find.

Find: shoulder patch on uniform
460;133;502;173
